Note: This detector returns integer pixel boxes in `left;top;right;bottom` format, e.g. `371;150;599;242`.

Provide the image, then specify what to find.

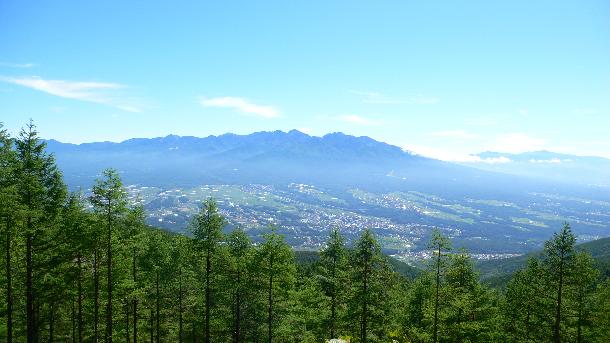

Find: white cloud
350;90;439;105
486;133;546;153
529;158;563;164
477;156;512;164
401;144;475;162
200;96;280;118
336;114;381;126
430;130;478;140
402;144;513;164
0;76;142;112
0;61;37;68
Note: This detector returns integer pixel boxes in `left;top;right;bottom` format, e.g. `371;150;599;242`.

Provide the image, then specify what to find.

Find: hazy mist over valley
45;130;610;259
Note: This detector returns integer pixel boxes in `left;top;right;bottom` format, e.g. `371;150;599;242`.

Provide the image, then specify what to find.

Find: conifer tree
319;228;349;339
0;123;18;343
350;229;395;343
190;198;225;343
90;168;128;343
569;251;598;342
123;204;146;343
428;229;450;343
590;280;610;342
14;121;67;343
62;193;93;343
226;228;252;343
256;226;296;343
443;251;498;342
545;223;576;343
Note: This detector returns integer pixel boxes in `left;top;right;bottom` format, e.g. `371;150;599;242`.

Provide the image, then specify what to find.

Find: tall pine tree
15;121;66;343
190;198;225;343
90;168;128;343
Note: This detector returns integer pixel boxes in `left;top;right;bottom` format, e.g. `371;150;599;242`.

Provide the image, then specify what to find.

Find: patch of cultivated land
123;183;610;259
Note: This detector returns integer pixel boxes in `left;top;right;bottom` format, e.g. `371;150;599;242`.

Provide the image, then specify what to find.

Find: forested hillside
1;122;610;342
478;236;610;288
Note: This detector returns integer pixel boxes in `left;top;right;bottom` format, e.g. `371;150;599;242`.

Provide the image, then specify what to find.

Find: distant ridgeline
43;131;610;256
1;122;610;342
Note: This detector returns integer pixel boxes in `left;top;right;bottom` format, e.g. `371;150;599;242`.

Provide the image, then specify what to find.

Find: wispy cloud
0;76;143;112
0;61;38;68
487;133;546;153
350;90;439;105
336;114;381;126
430;130;478;140
200;96;280;118
529;158;563;164
403;144;512;163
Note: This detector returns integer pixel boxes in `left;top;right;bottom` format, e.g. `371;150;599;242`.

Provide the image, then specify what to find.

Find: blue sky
1;0;609;160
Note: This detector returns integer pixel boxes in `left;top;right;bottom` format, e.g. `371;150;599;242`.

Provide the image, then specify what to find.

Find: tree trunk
26;219;35;343
233;269;241;343
133;248;138;343
525;308;531;341
49;303;55;343
267;250;274;343
126;302;130;343
5;217;13;343
149;309;154;343
72;299;76;343
433;245;441;343
179;267;183;343
577;298;583;343
553;252;565;343
77;255;83;343
361;253;369;343
156;271;160;343
205;248;211;343
330;253;336;339
34;302;40;343
94;247;100;343
106;210;113;343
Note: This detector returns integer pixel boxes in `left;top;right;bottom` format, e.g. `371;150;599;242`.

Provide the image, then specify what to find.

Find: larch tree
544;223;576;343
226;228;253;343
256;226;296;343
190;198;225;343
0;123;18;343
428;228;451;343
14;121;67;343
123;204;146;343
318;228;349;339
350;229;394;343
569;251;598;342
62;193;93;343
443;251;498;342
90;168;128;343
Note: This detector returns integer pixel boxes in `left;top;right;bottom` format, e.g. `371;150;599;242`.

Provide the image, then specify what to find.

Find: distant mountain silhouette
46;130;455;188
45;131;606;202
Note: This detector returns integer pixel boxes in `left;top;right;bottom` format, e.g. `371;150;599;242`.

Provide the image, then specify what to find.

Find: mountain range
44;130;610;255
